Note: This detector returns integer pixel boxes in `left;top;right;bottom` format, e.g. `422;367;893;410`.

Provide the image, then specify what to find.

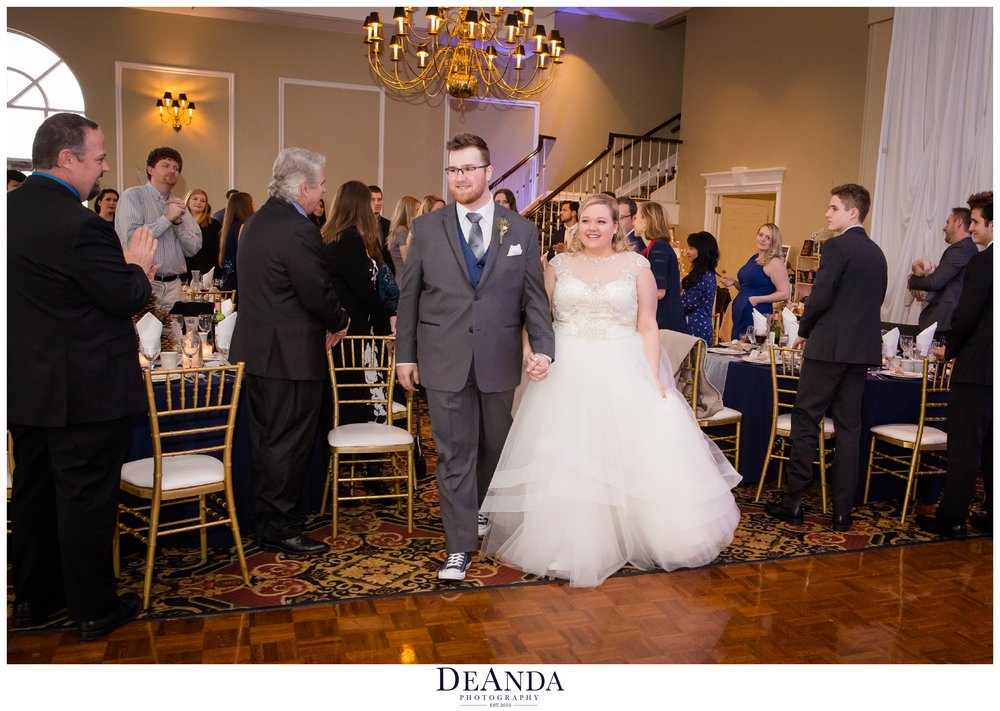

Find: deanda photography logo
436;666;565;707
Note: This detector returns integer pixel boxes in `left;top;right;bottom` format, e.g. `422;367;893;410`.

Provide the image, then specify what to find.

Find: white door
716;194;776;282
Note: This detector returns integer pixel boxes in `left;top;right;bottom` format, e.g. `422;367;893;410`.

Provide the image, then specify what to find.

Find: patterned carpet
7;474;985;633
6;400;988;632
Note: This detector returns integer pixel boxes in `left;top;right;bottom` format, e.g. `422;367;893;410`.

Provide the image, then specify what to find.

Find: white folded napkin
781;306;799;344
202;267;215;289
220;298;234;317
882;327;900;358
751;308;768;335
135;312;163;352
916;322;937;356
215;312;237;350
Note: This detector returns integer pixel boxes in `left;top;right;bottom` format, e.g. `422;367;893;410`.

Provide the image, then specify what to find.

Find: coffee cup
160;351;181;369
901;358;922;373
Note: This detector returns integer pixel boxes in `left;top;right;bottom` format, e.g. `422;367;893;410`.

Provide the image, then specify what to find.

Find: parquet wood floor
7;538;991;665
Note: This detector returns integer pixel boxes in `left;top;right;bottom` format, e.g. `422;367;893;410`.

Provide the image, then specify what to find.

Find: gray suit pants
425;366;514;554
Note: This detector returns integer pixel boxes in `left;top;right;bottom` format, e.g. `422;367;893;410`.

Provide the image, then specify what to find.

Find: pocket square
507;244;523;256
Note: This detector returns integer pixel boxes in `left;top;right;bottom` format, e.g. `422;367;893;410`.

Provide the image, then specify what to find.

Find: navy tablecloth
720;360;935;503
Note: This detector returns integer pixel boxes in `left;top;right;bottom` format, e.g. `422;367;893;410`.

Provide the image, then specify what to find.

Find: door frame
701;166;786;234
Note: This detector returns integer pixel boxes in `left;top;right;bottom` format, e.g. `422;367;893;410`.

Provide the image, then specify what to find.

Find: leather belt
153;274;179;282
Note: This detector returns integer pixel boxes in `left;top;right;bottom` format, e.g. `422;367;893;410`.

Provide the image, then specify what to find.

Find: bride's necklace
579;251;616;264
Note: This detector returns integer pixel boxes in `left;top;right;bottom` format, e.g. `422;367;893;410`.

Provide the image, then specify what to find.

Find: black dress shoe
832;514;853;532
78;593;141;642
915;514;967;540
970;512;992;533
260;534;329;556
765;501;804;524
12;599;66;629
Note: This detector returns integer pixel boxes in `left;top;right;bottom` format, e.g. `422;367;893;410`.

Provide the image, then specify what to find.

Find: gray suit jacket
799;226;887;366
396;203;554;393
907;236;979;332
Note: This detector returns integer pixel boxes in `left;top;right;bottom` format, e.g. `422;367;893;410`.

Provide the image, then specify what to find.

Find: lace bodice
551;251;650;339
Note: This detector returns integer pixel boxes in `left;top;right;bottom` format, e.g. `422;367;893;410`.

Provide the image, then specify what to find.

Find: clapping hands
164;197;186;224
123;226;160;281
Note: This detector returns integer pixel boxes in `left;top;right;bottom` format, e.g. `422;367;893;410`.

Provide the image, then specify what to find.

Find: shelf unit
793;253;821;304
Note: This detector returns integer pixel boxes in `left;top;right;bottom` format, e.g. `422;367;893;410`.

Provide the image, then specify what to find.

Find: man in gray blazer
907;207;978;339
396;133;555;581
767;184;887;532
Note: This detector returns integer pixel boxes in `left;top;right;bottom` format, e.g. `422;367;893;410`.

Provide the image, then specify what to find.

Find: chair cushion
328;422;413;448
121;454;224;491
871;424;947;446
776;413;835;435
700;406;742;423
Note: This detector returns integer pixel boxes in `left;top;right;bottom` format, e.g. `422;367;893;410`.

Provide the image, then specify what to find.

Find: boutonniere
496;217;510;246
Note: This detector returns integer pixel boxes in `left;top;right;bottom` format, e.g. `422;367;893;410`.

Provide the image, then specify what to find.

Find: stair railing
488;134;556;212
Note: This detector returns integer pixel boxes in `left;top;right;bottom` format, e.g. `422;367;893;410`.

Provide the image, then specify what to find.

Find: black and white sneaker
477;513;490;537
438;552;472;581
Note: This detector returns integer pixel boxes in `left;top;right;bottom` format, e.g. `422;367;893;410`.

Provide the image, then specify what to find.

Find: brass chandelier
363;7;566;104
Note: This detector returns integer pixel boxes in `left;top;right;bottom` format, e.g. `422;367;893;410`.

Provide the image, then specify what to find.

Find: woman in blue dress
722;222;790;341
635;200;688;333
680;231;720;343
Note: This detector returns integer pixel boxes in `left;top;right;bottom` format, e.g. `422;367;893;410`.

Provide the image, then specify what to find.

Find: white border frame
701;166;786;234
279;78;385;188
115;61;235;191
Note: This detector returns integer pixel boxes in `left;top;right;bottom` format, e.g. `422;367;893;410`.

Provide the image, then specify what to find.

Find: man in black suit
766;184;887;532
369;184;393;272
8;113;158;639
907;207;978;341
546;199;578;261
917;191;992;538
230;148;350;555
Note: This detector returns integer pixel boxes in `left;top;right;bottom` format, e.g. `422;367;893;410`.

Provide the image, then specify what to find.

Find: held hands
911;258;936;277
721;276;736;288
123;226;160;281
523;350;551;381
397;364;420;391
164;197;186;224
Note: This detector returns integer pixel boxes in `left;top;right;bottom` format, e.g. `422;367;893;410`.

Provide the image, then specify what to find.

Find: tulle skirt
480;331;742;587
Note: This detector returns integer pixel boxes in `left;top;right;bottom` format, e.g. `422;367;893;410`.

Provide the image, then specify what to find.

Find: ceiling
147;6;689;33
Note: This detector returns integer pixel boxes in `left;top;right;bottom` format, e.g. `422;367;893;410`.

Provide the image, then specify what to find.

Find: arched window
6;29;86;168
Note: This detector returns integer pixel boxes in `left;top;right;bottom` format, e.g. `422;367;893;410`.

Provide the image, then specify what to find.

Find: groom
396;133;555;581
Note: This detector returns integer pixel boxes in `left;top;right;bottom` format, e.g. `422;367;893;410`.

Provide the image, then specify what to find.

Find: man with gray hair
229;147;350;556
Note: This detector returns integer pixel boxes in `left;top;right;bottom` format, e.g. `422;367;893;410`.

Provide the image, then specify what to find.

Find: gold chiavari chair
677;339;743;469
321;336;415;537
755;346;833;513
864;358;952;523
116;363;250;610
6;430;13;534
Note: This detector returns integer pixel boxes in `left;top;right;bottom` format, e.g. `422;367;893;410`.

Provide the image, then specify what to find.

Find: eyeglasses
619;212;633;219
445;165;489;177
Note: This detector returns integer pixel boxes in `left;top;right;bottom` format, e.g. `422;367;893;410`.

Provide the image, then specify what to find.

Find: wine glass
900;335;915;359
140;339;160;371
753;329;768;357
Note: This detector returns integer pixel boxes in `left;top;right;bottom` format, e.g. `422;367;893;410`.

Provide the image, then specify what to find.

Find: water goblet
140;340;161;371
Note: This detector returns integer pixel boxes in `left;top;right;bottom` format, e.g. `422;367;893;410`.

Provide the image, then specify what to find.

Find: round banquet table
717;358;938;504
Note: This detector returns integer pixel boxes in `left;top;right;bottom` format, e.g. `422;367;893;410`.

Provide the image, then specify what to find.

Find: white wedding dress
480;251;741;587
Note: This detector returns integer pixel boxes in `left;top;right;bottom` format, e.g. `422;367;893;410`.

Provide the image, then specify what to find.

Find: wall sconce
156;91;196;132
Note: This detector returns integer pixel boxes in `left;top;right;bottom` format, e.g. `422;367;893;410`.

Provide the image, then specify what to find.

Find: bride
480;193;741;587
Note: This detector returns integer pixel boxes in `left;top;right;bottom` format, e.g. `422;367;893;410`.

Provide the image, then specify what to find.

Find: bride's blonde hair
564;193;630;254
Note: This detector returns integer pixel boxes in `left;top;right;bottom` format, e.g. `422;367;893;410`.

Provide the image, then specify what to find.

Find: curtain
871;7;992;324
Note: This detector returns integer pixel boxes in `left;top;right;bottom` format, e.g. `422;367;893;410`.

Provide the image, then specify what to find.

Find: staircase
491;114;682;253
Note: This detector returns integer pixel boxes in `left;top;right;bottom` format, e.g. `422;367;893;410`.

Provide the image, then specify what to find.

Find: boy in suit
766;184;887;532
